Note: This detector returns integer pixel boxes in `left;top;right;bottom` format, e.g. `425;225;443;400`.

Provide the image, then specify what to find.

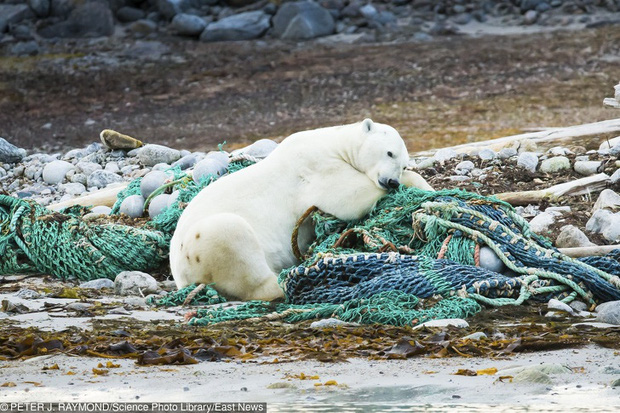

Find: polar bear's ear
362;118;374;133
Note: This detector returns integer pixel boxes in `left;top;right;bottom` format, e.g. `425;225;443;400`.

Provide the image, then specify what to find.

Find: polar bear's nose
379;178;400;190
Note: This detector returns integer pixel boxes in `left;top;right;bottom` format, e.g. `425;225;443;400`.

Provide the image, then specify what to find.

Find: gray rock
596;300;620;325
15;288;41;300
29;0;50;17
201;11;270;42
513;369;552;384
547;146;572;156
449;175;470;182
70;173;87;185
593;189;620;212
105;162;120;174
555;225;594;248
167;190;180;207
0;4;33;25
148;194;171;219
586;209;615;233
42;160;75;185
59;182;86;196
117;6;145;23
517;152;538;172
310;318;360;328
87;170;124;189
455;160;475;175
65;302;93;312
10;41;40;57
479;246;506;274
574;160;602;176
478;148;496;161
463;332;487;341
114;271;159;296
415;318;469;329
172;154;199;170
193;158;227;183
138;144;181;167
244;139;278;158
602;215;620;243
76;161;102;176
529;211;557;234
157;0;190;20
599;365;620;375
433;148;458;162
498;147;518;159
90;205;112;215
523;10;538;24
569;300;588;312
273;1;335;40
547;298;575;314
171;13;206;36
119;195;145;218
39;2;114;38
124;296;147;308
0;138;27;163
140;170;171;198
80;278;115;289
204;151;229;167
540;156;570;173
611;169;620;185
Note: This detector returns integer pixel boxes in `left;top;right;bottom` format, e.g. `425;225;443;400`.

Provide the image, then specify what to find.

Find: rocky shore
1;0;620;56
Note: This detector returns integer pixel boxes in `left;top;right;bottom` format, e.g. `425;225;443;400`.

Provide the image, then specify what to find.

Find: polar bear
169;119;433;301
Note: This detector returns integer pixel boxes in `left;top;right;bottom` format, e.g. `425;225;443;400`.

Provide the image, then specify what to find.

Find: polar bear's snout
379;178;400;190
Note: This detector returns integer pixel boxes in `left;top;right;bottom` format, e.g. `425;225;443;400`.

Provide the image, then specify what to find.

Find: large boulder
272;1;335;40
200;11;270;42
39;2;115;38
0;138;27;163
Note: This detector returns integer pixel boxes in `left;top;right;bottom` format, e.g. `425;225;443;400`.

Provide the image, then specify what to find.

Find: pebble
119;195;145;218
14;288;41;299
193;158;228;183
91;205;112;215
569;300;588;312
42;160;75;185
114;271;159;296
148;194;171;219
574;160;602;176
455;160;475;175
539;156;570;173
76;161;102;176
80;278;115;289
547;298;575;314
529;211;558;234
498;147;518;159
585;209;615;233
414;318;469;329
517;152;539;172
462;332;487;341
611;169;620;185
66;302;94;312
602;214;620;243
170;13;207;36
105;162;120;174
592;189;620;212
59;182;86;196
171;154;199;170
140;170;171;199
547;146;572;156
478;246;506;274
310;318;360;328
433;148;458;162
87;170;124;189
477;148;496;161
167;190;180;207
596;300;620;325
599;365;620;375
240;139;279;159
205;151;229;167
137;144;181;167
555;225;594;248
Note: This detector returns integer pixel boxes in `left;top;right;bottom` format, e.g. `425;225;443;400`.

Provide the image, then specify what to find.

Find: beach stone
523;10;538;24
100;130;143;150
479;246;506;273
116;7;145;23
612;378;620;387
171;154;200;170
114;271;159;296
540;156;570;173
513;370;552;384
201;11;270;42
455;160;475;175
498;147;518;159
611;169;620;185
434;148;458;162
574;160;601;176
415;319;469;329
105;162;120;174
119;195;145;218
599;136;620;151
87;170;123;189
59;182;86;196
80;278;115;289
0;4;33;25
138;144;181;166
170;13;206;36
91;205;112;215
42;160;75;185
547;298;575;314
245;139;279;158
193;158;227;183
602;214;620;242
273;1;335;40
140;170;171;198
599;365;620;375
0;138;27;163
167;190;180;207
449;175;470;182
148;194;171;219
593;189;620;212
15;289;41;300
10;41;40;57
596;300;620;325
157;0;190;20
555;225;594;248
547;146;571;156
39;2;114;38
29;0;50;17
70;173;87;185
478;148;496;161
529;211;557;234
205;151;230;167
586;209;615;233
310;318;360;328
517;152;538;172
128;19;157;35
570;300;588;312
463;332;487;341
76;161;102;176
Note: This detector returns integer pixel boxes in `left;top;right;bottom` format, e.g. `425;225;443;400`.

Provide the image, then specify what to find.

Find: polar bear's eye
387;151;393;158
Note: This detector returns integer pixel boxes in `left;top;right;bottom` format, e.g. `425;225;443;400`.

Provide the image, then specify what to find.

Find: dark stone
157;0;191;20
272;1;335;40
50;0;79;19
117;6;146;23
10;40;40;56
29;0;51;17
0;4;34;25
0;138;27;163
200;10;270;41
39;2;115;38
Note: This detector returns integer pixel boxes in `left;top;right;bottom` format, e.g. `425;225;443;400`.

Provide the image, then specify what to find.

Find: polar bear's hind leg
173;213;283;301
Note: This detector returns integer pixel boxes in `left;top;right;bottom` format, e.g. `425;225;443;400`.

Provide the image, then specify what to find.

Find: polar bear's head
356;119;409;191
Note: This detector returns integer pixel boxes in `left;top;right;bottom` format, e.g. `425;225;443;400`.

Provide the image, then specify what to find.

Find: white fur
169;119;432;300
